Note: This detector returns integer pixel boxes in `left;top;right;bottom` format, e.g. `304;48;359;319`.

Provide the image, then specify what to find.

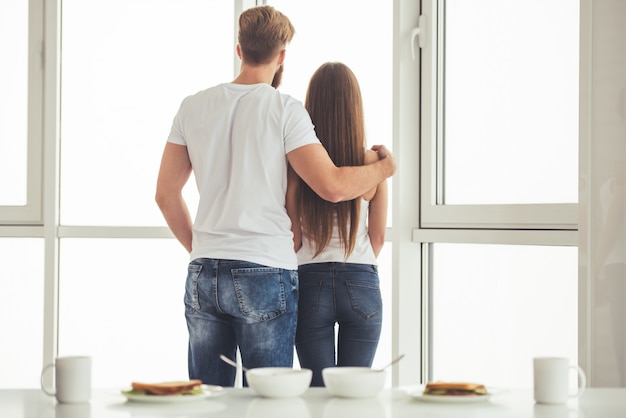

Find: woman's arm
363;149;388;258
367;178;388;258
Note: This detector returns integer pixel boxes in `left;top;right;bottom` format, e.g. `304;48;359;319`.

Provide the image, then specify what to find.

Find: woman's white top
297;199;377;266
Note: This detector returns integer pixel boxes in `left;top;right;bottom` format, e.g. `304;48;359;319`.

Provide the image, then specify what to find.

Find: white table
2;387;626;418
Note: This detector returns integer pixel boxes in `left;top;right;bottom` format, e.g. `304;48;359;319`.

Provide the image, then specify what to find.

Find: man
155;5;396;387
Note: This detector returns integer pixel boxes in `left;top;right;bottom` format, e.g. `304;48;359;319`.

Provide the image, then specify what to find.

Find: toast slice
131;379;203;396
424;381;487;396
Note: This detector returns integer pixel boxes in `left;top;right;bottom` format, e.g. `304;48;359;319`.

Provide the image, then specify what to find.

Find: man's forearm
333;159;392;202
157;196;193;253
287;143;396;203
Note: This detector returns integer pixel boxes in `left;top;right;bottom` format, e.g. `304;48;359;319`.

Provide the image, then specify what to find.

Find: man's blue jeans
295;262;382;386
184;258;298;386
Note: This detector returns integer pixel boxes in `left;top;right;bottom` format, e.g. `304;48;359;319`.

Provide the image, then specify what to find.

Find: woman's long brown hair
299;62;366;258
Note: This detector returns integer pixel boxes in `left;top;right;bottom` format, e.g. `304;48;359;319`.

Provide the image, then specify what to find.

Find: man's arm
287;143;396;203
155;142;194;253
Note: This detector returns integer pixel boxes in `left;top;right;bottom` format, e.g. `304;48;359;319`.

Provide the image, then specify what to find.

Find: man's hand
371;145;397;177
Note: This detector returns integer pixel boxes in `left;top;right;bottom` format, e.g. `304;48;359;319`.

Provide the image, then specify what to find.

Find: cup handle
570;365;587;398
40;363;56;396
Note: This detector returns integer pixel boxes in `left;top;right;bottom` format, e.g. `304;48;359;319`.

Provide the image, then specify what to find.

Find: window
421;0;578;229
58;239;190;386
418;0;580;387
442;0;578;206
430;244;577;386
57;0;234;385
59;0;233;226
0;238;44;388
0;1;28;207
56;0;395;385
3;0;404;389
59;0;392;384
0;0;43;224
2;0;585;391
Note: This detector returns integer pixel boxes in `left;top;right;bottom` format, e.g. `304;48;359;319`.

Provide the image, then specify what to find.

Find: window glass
431;243;578;387
269;0;393;227
60;0;233;226
58;239;191;387
443;0;579;204
0;0;28;206
0;238;44;388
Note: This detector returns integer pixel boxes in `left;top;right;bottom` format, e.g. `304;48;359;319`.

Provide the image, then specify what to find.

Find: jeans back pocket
232;267;286;322
184;264;203;315
346;280;382;320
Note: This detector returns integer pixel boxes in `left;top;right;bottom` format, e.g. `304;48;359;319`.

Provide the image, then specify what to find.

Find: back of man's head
238;6;295;65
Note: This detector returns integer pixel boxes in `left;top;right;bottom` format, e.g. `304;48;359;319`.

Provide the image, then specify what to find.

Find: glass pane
0;238;44;388
58;239;191;387
431;243;577;388
60;0;233;226
0;1;28;206
443;0;579;204
268;0;393;227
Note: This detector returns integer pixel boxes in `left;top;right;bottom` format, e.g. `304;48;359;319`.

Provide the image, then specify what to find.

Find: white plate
411;392;491;404
121;385;225;403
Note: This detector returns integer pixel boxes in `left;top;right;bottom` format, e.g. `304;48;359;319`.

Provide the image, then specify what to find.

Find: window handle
411;15;427;60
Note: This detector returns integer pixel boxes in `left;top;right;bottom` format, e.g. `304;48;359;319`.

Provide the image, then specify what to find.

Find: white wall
579;0;626;387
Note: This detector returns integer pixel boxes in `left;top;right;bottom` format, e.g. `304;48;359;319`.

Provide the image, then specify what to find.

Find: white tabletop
3;387;626;418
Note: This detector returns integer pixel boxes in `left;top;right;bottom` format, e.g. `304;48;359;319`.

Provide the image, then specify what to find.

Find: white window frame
413;0;580;385
419;0;578;231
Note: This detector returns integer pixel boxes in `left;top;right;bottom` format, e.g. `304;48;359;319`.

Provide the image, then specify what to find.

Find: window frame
419;0;578;231
415;0;580;384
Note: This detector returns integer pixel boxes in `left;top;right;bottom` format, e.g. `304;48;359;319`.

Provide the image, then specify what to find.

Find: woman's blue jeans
295;262;382;386
184;258;298;387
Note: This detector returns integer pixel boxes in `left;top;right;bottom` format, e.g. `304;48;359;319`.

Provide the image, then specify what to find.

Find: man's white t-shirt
167;83;320;270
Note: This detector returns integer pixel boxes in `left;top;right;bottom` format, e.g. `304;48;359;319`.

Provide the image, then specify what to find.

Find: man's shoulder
178;84;223;104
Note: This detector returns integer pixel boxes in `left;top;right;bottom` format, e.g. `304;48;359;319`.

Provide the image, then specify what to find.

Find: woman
288;62;388;386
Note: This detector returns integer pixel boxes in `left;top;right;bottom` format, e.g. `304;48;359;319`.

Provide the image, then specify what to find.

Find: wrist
382;156;396;178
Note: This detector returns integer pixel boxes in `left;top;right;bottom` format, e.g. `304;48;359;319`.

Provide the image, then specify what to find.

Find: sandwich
423;381;488;396
130;379;203;396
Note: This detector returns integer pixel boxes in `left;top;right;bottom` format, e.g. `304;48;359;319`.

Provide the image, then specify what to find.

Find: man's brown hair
238;6;295;65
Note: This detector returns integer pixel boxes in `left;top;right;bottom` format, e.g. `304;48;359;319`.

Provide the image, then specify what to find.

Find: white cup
533;357;586;404
41;356;92;403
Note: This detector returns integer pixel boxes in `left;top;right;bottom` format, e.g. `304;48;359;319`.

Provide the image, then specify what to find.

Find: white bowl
322;367;386;398
246;368;312;398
